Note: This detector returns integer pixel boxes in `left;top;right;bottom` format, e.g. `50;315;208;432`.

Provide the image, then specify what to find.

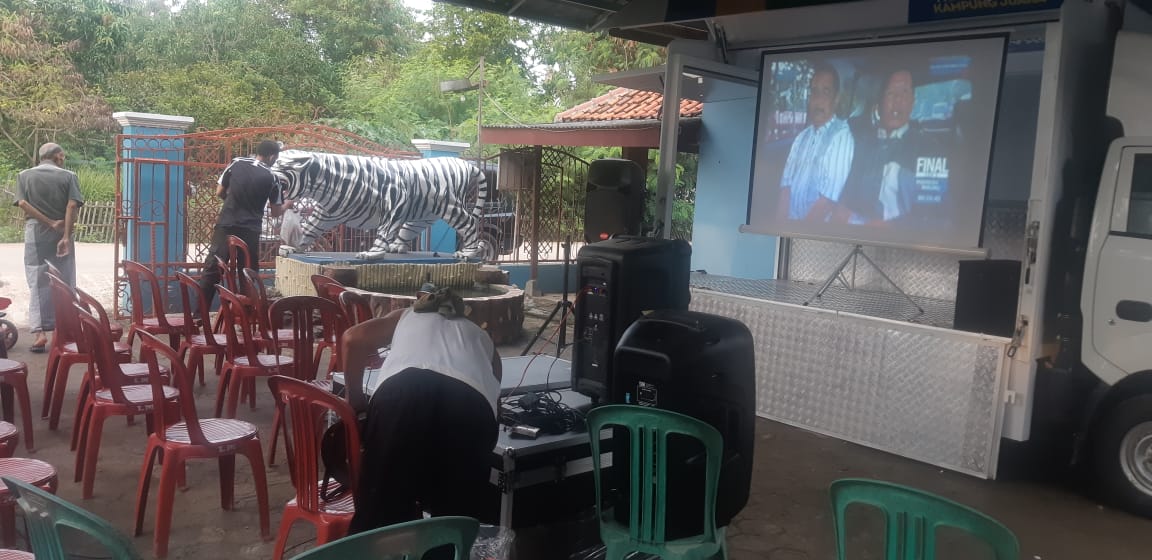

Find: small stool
0;424;17;459
0;459;58;548
0;550;33;559
0;361;32;451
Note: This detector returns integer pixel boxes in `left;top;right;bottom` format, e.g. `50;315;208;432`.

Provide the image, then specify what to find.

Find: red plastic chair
241;268;293;354
266;295;346;467
0;423;17;459
0;361;32;453
310;275;345;303
69;293;170;453
43;274;131;432
134;330;271;558
175;272;227;387
225;235;253;292
0;458;57;548
74;286;124;343
215;287;294;419
73;304;180;500
268;375;361;560
309;274;347;375
122;260;188;349
338;290;375;326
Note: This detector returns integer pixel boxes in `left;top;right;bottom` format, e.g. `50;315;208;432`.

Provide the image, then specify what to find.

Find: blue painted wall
692;95;779;278
502;262;578;293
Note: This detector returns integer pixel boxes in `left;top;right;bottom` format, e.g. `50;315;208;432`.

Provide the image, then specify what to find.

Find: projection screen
745;35;1008;252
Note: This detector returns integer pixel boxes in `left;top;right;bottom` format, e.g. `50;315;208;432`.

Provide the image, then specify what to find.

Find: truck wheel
1094;395;1152;517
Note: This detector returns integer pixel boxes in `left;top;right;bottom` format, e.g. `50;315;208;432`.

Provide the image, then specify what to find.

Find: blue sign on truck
908;0;1063;23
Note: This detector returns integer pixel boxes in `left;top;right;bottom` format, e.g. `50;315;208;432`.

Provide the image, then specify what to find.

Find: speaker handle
634;315;707;333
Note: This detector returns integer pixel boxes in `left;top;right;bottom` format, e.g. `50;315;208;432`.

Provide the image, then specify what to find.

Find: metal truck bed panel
689;286;1010;478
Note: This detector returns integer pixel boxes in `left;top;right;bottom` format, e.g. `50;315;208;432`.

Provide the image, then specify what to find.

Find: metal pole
654;53;683;239
476;57;484;160
529;146;541;282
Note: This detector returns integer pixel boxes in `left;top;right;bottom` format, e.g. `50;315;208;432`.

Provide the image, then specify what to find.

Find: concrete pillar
411;139;471;254
113;111;194;313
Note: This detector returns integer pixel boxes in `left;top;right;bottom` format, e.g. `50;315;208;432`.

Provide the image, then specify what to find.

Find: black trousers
349;368;498;534
198;225;260;308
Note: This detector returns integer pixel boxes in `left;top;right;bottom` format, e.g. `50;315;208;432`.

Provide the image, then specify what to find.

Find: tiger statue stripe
270;149;489;260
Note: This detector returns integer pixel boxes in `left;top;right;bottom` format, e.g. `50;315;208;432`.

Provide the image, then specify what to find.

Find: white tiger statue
270;149;488;261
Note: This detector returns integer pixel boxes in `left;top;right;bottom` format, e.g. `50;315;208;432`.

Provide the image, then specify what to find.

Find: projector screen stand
803;244;925;315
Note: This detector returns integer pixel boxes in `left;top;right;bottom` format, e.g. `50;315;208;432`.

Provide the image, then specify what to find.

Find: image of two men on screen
748;37;1005;251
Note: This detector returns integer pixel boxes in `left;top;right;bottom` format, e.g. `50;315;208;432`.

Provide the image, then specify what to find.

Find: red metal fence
113;125;418;318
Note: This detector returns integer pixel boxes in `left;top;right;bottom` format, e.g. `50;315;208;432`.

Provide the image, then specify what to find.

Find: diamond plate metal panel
690;273;955;328
787;203;1027;302
690;289;1008;478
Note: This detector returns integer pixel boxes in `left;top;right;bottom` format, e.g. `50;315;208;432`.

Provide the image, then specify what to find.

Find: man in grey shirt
15;143;84;352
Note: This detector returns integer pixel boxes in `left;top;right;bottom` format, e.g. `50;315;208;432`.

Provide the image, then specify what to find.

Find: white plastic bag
280;207;303;247
471;525;514;560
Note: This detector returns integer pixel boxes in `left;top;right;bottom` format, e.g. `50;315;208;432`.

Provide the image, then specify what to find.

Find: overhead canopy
429;0;1152;46
430;0;853;45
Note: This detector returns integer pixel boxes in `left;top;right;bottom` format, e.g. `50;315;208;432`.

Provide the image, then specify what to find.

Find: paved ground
0;243;1148;559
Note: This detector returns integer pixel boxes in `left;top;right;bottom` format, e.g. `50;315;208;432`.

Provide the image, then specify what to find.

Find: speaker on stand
584;158;646;243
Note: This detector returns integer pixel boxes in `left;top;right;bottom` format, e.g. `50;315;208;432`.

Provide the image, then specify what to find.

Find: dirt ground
0;243;1149;560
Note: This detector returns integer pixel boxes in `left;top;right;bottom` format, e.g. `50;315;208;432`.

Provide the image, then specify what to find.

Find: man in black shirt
199;140;292;306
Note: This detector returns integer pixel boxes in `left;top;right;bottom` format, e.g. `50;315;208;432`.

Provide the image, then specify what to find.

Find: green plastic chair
829;478;1020;560
289;516;480;560
586;405;727;560
1;476;141;560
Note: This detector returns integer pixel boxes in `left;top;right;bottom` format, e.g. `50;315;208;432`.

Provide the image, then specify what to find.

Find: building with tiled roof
481;87;701;151
554;88;703;122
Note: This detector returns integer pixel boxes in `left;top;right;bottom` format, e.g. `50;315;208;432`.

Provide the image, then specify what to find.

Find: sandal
29;345;45;354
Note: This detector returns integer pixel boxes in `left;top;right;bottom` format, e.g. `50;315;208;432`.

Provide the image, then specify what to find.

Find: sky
402;0;434;15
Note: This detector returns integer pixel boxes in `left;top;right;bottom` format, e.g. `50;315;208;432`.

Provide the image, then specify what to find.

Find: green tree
0;11;114;167
0;0;132;85
424;5;534;72
281;0;416;64
127;0;341;113
535;29;665;108
104;61;311;130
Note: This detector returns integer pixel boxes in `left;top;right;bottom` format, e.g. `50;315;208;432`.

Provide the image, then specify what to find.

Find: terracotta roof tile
554;87;702;123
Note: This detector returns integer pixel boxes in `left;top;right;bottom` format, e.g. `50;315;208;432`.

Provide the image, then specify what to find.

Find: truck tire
1093;394;1152;517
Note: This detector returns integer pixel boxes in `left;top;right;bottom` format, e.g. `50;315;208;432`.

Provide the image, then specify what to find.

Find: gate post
412;139;470;254
113;112;194;313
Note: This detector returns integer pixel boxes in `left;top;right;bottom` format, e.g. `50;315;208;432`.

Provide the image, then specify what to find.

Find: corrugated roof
554;87;702;123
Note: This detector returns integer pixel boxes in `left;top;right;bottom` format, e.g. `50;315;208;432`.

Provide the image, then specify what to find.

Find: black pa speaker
608;310;756;538
584;158;646;243
572;236;691;403
953;259;1022;337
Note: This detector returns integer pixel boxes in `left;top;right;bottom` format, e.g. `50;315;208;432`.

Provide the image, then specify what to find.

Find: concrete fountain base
275;253;525;345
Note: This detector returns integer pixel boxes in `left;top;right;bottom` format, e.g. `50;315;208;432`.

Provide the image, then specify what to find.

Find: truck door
1092;148;1152;375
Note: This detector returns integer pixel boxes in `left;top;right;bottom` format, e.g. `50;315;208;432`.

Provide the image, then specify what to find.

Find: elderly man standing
775;62;855;224
15;143;83;353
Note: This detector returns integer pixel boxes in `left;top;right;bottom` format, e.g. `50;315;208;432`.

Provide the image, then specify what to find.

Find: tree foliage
104;62;311;130
281;0;416;64
0;11;114;167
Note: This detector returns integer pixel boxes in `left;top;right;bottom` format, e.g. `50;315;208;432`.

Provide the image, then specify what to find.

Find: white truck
1051;28;1152;516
